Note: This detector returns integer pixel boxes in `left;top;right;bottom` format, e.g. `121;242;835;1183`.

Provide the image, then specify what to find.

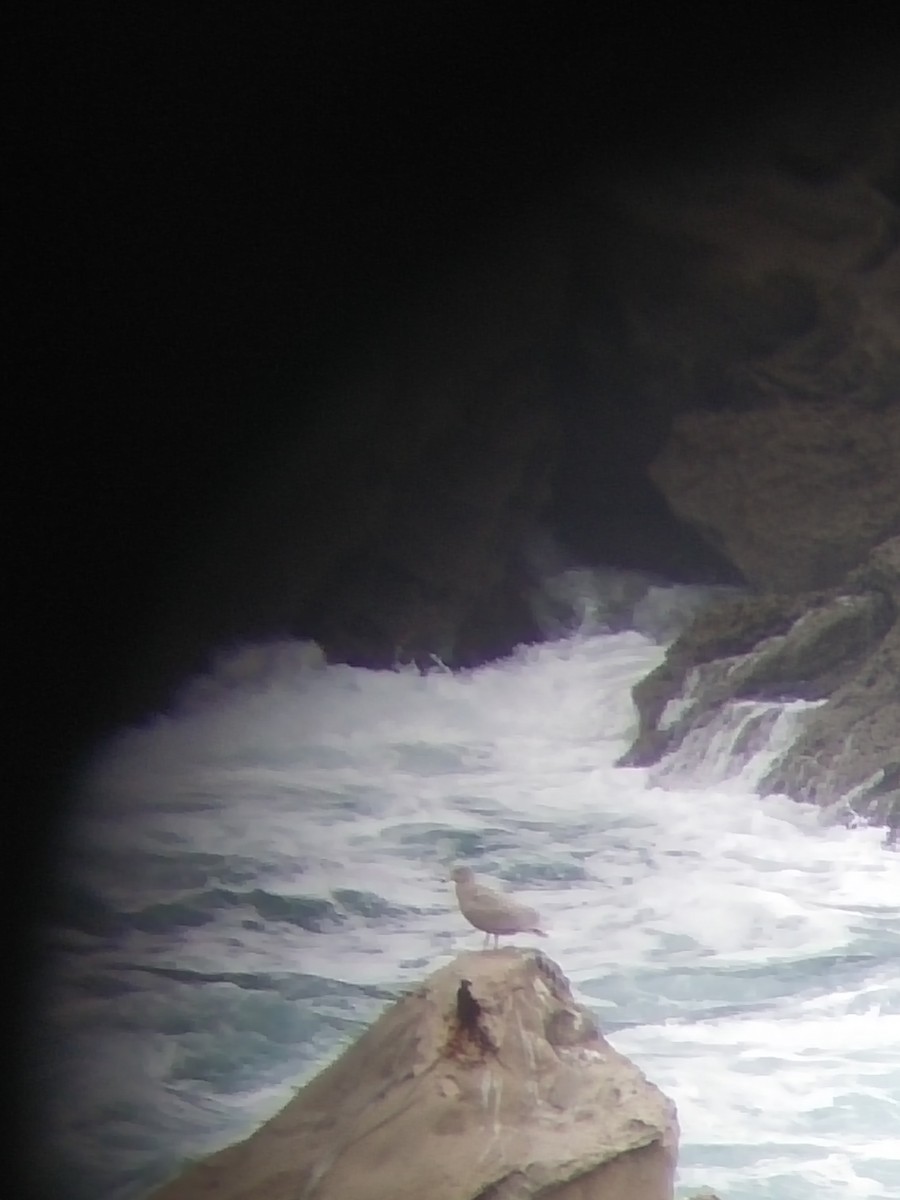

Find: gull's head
451;866;475;885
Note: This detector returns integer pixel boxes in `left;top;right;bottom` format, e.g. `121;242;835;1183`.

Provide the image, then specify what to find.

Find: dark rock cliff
136;92;900;691
113;73;900;834
21;10;900;900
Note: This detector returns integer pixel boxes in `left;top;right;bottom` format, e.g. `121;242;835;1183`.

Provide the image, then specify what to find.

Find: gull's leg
482;931;491;949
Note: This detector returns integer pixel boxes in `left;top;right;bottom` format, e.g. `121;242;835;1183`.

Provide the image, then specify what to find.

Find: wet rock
757;538;900;819
623;537;900;826
149;949;678;1200
762;620;900;818
621;588;890;768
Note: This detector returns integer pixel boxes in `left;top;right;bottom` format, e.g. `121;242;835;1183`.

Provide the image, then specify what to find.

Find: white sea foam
41;596;900;1200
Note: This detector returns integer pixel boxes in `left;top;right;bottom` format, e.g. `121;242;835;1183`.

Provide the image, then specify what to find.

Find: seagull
451;865;547;948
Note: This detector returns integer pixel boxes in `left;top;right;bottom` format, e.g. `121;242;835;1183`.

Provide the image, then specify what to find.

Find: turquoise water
37;586;900;1199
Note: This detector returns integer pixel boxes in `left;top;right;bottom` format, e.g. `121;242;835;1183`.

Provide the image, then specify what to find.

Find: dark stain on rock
446;979;498;1060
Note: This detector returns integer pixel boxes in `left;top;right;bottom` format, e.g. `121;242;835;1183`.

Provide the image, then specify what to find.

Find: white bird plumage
451;865;547;948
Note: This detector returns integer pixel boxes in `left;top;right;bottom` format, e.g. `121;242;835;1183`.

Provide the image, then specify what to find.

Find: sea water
35;579;900;1199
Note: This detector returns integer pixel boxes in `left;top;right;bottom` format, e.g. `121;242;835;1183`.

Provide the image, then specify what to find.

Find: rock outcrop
603;105;900;829
621;536;900;830
761;536;900;829
149;949;678;1200
608;94;900;597
649;400;900;593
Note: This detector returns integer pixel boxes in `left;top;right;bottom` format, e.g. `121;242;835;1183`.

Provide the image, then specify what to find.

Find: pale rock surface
149;948;678;1200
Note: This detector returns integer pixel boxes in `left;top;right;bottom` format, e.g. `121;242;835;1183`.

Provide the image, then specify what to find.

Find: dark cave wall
123;78;900;831
136;84;900;715
36;8;895;753
133;215;574;703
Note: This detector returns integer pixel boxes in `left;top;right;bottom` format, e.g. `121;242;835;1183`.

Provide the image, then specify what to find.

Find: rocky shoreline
621;535;900;837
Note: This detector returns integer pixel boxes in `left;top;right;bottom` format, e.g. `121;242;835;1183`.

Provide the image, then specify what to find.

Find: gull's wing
461;880;542;928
